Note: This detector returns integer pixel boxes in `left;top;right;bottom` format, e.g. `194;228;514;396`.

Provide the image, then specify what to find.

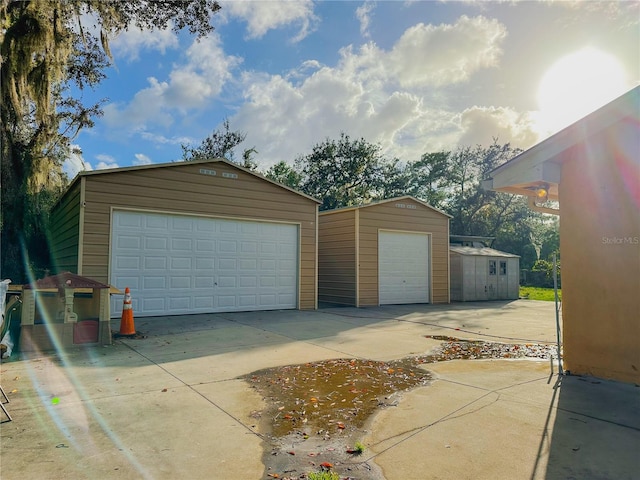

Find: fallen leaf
288;451;295;455
161;388;167;392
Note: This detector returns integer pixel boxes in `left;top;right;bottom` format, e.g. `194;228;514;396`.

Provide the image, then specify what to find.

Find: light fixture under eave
527;183;559;215
534;183;549;203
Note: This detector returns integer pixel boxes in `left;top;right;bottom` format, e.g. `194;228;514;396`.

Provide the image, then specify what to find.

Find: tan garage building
318;196;450;307
49;158;320;317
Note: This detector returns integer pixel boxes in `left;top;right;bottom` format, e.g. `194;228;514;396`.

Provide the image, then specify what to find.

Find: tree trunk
1;132;30;283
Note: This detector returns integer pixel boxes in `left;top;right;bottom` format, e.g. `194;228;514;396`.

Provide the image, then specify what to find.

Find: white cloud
356;1;375;38
231;15;516;168
63;145;91;179
95;154;119;170
133;153;153;165
102;77;174;129
140;132;194;146
103;35;241;129
456;106;540;149
221;0;317;41
304;15;506;91
388;15;506;87
111;25;179;61
73;12;178;62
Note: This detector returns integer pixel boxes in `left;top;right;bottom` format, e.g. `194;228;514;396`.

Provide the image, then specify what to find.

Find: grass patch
347;441;366;455
307;471;340;480
520;286;561;302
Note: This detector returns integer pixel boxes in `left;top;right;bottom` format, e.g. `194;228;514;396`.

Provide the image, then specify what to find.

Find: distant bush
522;260;561;288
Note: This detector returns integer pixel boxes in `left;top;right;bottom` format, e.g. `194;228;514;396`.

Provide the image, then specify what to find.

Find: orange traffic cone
119;287;136;336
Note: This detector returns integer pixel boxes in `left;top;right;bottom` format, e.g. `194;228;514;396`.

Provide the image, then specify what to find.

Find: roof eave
319;195;452;218
485;86;639;197
53;158;321;212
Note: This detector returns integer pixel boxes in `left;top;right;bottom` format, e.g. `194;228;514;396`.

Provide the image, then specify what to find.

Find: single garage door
378;231;430;305
110;210;298;317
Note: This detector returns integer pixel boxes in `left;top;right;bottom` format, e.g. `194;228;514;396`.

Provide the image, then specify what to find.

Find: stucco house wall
559;120;639;382
485;87;639;384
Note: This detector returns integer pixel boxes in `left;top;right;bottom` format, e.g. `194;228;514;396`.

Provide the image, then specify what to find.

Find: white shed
450;245;519;301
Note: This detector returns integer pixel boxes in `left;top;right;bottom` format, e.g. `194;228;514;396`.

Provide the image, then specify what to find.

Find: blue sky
65;0;639;177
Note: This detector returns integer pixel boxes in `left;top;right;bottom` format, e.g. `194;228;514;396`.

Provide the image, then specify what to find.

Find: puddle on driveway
246;358;431;438
244;337;557;479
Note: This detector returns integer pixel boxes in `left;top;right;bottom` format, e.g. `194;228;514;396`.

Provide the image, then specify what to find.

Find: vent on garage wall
199;168;237;179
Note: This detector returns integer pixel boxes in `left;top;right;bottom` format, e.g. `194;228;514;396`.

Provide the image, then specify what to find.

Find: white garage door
110;211;298;317
378;231;430;305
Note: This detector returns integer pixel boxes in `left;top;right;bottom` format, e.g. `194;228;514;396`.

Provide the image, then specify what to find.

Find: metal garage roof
449;246;519;258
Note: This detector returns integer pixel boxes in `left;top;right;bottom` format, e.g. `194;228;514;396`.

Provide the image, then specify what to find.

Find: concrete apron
1;300;638;479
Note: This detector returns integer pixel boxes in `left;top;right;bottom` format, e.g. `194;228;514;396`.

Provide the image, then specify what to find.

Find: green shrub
525;259;561;288
307;471;340;480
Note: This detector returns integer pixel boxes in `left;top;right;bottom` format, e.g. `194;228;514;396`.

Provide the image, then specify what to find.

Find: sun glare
536;48;628;134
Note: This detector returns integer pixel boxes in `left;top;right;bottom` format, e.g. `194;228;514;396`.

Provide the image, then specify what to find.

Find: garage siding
358;200;449;305
49;180;82;273
317;197;450;307
75;161;317;310
318;210;357;305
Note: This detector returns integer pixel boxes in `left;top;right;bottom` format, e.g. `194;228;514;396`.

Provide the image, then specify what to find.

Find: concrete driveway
1;300;638;479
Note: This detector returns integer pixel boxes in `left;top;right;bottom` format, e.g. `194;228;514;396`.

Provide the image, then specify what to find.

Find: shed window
500;261;507;275
489;260;497;276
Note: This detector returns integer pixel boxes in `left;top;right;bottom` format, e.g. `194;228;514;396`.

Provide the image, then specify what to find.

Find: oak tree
0;0;222;281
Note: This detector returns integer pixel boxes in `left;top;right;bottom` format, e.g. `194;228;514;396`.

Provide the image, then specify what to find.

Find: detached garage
318;196;451;307
49;159;320;317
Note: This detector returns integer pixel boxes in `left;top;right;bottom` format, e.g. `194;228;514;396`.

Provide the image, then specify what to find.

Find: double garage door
110;211;298;317
378;231;430;305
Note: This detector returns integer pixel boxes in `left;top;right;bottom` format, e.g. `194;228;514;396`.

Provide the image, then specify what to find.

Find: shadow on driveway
5;301;636;479
531;374;640;480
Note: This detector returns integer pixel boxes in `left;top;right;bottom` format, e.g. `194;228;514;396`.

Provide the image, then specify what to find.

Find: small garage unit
49;159;320;317
449;244;520;301
318;196;451;307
